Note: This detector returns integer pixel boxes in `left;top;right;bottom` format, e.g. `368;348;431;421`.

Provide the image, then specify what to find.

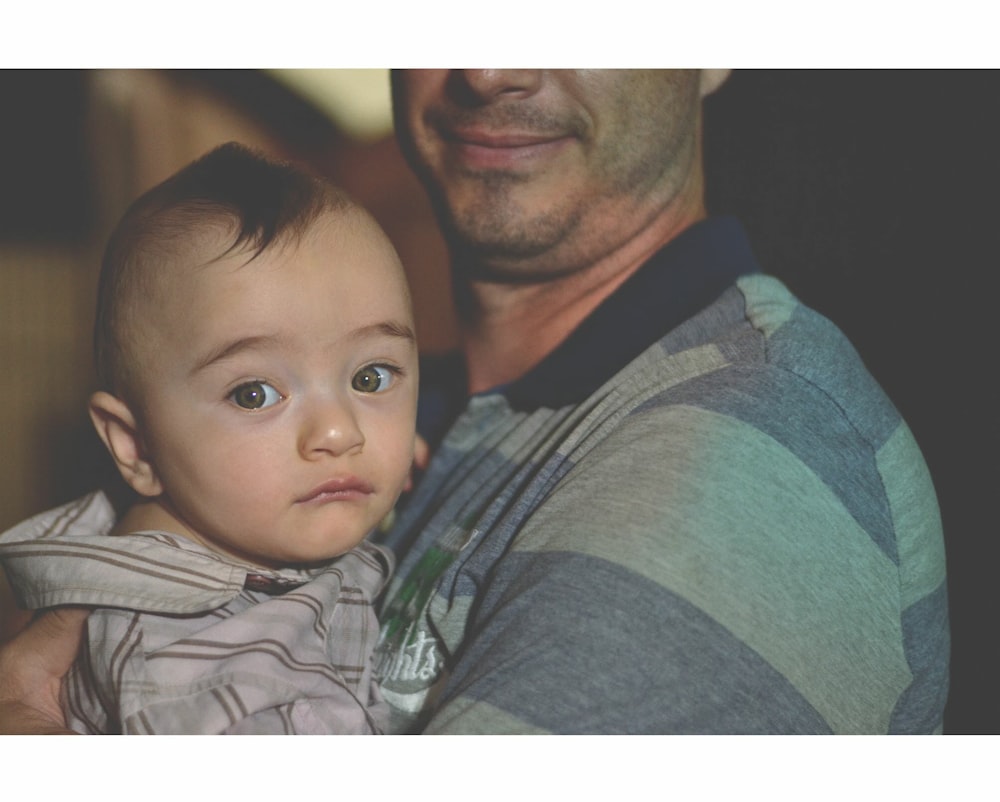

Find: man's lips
442;127;573;169
446;127;565;148
297;477;374;504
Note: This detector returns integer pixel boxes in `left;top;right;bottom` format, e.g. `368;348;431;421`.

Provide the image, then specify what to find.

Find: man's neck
458;202;707;395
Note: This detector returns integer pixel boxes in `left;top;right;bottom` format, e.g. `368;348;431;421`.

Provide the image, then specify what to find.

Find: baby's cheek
213;465;280;516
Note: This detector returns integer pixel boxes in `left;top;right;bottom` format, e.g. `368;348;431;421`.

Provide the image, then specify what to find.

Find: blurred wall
702;70;997;735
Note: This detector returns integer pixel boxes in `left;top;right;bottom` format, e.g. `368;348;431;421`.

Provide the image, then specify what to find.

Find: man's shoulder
538;273;932;561
620;273;903;450
734;273;904;449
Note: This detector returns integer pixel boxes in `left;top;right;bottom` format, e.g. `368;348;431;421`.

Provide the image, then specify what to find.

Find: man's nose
451;69;543;103
298;397;365;459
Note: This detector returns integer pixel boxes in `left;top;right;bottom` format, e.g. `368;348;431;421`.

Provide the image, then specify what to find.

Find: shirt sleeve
422;399;947;734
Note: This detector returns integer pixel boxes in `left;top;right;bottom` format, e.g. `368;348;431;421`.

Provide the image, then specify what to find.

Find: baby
0;143;418;734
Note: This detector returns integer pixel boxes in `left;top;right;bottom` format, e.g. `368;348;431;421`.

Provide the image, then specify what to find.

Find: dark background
705;70;997;734
2;69;995;733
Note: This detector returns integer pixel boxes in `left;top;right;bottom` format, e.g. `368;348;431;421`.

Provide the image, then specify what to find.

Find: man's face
130;210;418;568
392;69;708;279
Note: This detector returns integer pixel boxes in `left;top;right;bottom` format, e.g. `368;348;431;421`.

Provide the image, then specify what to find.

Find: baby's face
131;209;418;567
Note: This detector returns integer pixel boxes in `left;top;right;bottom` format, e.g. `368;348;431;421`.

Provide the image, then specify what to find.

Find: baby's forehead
305;204;385;242
142;214;248;274
149;198;357;261
138;203;399;309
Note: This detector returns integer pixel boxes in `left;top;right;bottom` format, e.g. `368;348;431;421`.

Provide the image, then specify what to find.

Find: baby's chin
255;529;376;570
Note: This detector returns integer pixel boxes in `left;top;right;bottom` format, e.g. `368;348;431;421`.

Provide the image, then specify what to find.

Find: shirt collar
504;216;760;410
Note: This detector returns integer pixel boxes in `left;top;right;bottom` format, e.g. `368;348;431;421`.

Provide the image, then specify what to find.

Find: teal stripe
514;404;912;732
877;422;946;606
635;365;899;561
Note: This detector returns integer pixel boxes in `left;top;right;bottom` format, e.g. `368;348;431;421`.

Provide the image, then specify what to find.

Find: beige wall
1;244;96;531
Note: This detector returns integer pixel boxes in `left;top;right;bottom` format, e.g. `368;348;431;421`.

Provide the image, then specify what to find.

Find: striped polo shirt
373;217;950;733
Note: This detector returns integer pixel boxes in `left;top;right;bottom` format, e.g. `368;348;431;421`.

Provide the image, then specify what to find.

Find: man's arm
0;607;89;734
421;401;947;733
0;491;119;733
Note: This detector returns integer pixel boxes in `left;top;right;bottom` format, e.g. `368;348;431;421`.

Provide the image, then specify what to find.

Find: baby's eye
229;380;283;410
351;364;396;394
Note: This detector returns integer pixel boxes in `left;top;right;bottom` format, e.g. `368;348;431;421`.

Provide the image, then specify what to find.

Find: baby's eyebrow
190;321;415;376
191;334;286;375
347;320;416;344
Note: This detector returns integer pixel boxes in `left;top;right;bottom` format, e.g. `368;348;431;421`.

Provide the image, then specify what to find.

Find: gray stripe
278;592;328;639
150;638;351;684
133;709;154;735
110;613;143;706
211;687;240;727
44;491;100;540
443;550;832;733
635;364;899;562
889;581;951;733
768;305;902;449
278;704;294;734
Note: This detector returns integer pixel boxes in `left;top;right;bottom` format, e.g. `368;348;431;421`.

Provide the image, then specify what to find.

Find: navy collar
416;216;760;440
504;216;759;410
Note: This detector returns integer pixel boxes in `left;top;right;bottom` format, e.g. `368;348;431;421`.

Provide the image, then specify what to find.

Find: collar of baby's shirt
0;490;117;545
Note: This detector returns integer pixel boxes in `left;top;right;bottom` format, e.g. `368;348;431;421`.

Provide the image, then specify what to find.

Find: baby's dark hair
94;142;353;402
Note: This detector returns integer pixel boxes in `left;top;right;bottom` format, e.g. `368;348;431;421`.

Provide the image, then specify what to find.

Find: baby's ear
88;391;163;498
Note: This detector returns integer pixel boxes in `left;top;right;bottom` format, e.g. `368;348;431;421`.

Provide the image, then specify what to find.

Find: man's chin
445;205;573;265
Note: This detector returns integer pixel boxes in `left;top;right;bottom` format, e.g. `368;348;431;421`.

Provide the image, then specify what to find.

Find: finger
25;607;90;675
414;434;431;471
403;435;432;493
0;606;90;733
0;701;79;735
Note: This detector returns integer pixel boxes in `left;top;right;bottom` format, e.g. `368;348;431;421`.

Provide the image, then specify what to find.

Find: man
1;70;949;734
